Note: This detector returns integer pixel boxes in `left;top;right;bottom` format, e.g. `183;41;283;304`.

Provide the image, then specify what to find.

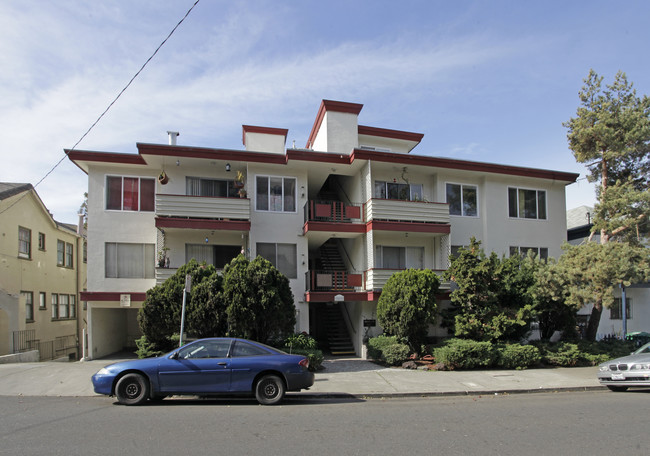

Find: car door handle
217;362;227;366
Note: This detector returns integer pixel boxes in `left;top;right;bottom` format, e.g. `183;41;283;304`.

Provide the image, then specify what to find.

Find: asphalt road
1;391;648;456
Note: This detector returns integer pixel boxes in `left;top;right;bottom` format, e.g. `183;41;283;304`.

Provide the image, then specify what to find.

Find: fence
12;330;78;361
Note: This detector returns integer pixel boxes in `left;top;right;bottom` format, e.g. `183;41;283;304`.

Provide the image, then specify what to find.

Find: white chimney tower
167;131;179;145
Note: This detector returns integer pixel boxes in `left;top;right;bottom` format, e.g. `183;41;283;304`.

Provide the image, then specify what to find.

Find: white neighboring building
69;99;578;359
568;206;650;339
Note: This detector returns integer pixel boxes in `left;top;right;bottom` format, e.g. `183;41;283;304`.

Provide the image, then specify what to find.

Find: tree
376;269;439;350
442;238;535;342
188;273;228;338
556;242;650;341
564;70;650;244
138;259;217;352
223;255;296;343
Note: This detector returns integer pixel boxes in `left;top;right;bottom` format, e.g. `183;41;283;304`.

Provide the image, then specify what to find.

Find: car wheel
115;373;149;405
255;375;285;405
606;385;628;392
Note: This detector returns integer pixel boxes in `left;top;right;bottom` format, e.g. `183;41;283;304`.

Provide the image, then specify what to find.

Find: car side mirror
170;352;179;360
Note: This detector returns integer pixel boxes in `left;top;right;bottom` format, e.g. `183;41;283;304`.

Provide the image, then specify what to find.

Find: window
177;339;231;359
59;294;69;319
375;246;424;269
51;294;58;319
610;297;632;320
256;243;297;278
39;292;46;310
256;176;296;212
374;181;423;201
106;176;155;212
508;188;547;220
38;232;46;251
18;227;31;258
231;340;270;357
65;243;73;268
186;244;241;269
57;240;65;266
83;241;87;264
105;243;155;278
22;291;34;321
186;177;237;197
509;246;549;260
70;295;76;318
446;183;478;216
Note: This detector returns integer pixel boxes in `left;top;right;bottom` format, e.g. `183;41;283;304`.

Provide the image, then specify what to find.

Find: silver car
598;342;650;391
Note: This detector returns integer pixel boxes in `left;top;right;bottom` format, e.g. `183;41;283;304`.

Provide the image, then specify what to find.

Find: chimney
77;212;85;235
167;131;180;145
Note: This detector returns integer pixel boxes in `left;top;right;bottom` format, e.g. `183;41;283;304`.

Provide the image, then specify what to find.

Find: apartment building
68;100;578;359
0;183;86;359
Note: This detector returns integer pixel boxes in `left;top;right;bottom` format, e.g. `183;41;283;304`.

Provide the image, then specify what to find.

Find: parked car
91;337;315;405
597;342;650;391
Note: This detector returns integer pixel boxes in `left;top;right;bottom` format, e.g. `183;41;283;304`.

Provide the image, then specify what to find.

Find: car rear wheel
255;375;285;405
606;385;628;392
115;373;149;405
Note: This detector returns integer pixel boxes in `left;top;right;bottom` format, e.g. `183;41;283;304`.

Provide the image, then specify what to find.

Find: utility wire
1;0;201;217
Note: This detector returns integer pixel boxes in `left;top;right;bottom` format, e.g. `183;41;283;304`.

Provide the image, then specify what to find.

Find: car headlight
631;364;650;370
599;366;610;372
96;367;111;375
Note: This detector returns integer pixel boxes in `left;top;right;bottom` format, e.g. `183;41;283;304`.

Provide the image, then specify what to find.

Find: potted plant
157;247;170;267
158;171;169;185
234;170;245;188
238;188;247;198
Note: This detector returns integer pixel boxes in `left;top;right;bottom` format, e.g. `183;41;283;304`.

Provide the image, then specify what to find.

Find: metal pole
179;274;191;347
621;284;628;339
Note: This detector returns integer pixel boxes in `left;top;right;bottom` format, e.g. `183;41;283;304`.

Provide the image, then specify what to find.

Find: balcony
155;194;251;231
364;268;449;291
306;270;364;292
365;198;450;225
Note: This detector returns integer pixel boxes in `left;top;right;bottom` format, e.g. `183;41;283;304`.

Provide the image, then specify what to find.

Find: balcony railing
156;194;250;220
304;201;363;224
364;268;449;291
365;199;450;224
306;270;364;292
156;267;179;285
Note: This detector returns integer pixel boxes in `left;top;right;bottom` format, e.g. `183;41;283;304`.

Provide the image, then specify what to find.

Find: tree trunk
585;302;603;341
600;156;609;244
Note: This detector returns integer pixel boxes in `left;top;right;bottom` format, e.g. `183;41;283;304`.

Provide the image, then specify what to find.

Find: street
0;390;648;455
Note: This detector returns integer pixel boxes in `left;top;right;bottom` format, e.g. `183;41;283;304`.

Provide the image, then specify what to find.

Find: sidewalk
0;356;603;399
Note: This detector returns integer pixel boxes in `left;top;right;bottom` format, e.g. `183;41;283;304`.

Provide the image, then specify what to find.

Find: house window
18;226;31;259
70;295;76;318
610;297;632;320
59;294;69;319
375;246;424;269
57;240;65;266
51;294;58;319
374;181;423;201
105;242;155;278
186;177;237;197
106;176;155;212
186;244;241;269
39;292;46;310
508;188;547;220
65;243;73;268
509;246;549;260
446;183;478;217
256;243;297;278
83;241;87;263
22;291;34;321
256;176;296;212
38;232;46;251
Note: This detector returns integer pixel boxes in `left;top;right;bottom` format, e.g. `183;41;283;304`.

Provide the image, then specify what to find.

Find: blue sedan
92;338;315;405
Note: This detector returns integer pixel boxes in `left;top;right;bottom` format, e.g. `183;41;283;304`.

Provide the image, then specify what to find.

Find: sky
2;0;650;224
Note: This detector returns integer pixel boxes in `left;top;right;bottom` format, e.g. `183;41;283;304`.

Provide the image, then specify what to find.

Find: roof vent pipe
167;131;180;145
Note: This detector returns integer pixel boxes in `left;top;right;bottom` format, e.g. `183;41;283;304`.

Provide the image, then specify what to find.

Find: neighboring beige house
68;100;579;359
0;183;86;359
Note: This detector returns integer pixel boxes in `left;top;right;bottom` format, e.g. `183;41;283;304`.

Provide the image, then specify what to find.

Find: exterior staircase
324;303;356;356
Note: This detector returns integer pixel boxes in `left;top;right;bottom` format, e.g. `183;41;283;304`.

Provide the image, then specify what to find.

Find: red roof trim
155;217;251;231
306;100;364;148
367;220;451;234
304;291;376;302
80;291;147;302
351;149;579;182
242;125;289;146
303;221;366;234
137;143;288;165
358;125;424;143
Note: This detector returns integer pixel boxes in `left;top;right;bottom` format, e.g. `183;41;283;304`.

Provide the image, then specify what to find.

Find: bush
496;344;541;369
537;342;583;367
383;343;410;366
284;333;318;350
284;348;323;372
434;339;497;370
367;335;402;361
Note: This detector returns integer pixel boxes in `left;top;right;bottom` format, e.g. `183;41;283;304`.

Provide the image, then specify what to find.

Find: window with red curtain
122;177;139;211
106;176;123;210
140;178;155;211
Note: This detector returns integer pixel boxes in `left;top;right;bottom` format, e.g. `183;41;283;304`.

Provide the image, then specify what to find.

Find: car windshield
633;342;650;354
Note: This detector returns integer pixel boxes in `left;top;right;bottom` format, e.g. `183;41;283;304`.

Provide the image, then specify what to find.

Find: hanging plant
158;171;169;185
234;170;245;188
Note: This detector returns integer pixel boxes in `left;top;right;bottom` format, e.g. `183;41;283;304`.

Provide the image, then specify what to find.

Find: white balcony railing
365;268;449;291
365;199;449;224
156;194;250;220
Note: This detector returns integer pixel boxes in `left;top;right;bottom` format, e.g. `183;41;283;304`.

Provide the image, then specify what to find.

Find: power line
1;0;201;217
